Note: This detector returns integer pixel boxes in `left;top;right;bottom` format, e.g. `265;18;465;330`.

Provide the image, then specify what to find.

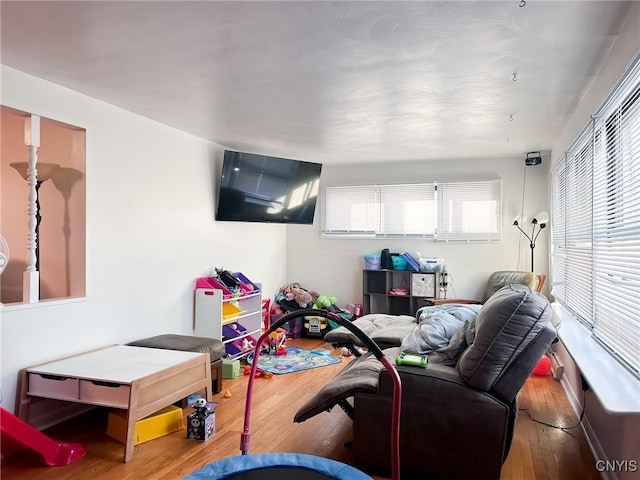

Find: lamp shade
513;215;528;226
10;162;61;182
532;211;549;225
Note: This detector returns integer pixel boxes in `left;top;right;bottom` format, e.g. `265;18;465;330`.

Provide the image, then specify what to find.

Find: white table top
28;345;205;383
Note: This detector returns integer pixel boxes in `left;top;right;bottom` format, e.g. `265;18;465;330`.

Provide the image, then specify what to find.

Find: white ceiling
0;1;632;164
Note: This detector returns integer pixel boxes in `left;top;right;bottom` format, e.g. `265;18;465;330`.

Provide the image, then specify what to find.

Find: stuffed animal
312;294;338;310
279;283;313;309
290;284;313;308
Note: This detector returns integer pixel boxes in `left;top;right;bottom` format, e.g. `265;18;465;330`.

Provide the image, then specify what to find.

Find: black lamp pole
513;218;547;272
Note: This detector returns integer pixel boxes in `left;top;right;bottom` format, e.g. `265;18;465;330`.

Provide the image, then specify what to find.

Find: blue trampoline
184;453;371;480
184;309;402;480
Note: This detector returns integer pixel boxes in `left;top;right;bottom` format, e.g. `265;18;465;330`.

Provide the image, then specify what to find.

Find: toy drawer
28;373;79;400
79;379;130;408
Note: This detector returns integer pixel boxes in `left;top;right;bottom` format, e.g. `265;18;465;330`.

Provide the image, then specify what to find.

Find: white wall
286;155;550;305
0;66;288;415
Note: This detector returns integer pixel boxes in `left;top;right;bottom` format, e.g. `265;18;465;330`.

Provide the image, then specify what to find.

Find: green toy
395;352;428;367
312;295;337;310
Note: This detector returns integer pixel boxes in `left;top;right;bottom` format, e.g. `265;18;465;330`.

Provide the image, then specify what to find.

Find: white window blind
322;185;377;235
592;75;640;374
436;180;502;242
322;179;501;240
551;55;640;375
550;164;567;302
565;130;594;325
378;183;435;237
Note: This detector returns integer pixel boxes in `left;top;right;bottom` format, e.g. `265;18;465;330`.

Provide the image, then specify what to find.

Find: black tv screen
216;150;322;224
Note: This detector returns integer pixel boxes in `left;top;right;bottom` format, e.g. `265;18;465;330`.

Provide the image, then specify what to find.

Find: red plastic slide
1;407;86;466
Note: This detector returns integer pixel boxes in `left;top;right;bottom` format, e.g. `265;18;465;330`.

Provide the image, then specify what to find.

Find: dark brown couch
295;284;557;480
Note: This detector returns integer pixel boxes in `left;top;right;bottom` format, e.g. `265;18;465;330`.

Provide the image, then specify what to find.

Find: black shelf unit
362;269;439;316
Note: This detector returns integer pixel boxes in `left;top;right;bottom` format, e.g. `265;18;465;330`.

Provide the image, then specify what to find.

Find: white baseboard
559;375;613;480
548;348;565;381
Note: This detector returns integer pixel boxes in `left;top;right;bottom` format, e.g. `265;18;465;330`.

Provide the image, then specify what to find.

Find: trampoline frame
241;308;402;480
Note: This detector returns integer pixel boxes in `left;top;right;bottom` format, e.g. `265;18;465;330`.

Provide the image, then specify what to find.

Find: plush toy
279;283;314;309
312;295;338;310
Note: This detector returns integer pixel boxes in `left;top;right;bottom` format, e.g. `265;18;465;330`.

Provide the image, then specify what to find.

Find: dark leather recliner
295;284;557;480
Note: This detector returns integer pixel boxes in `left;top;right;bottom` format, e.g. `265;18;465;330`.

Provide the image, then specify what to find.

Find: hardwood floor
1;338;600;480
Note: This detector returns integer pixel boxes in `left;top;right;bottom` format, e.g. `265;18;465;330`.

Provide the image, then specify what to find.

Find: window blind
564;130;594;325
551;54;640;375
550;162;567;302
592;77;640;374
436;180;502;242
321;185;378;235
378;183;435;237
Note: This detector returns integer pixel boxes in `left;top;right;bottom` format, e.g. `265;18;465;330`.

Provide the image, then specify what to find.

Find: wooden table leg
124;382;140;463
15;369;30;420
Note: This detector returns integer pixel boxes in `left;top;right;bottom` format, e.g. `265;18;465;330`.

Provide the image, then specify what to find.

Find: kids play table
16;344;212;462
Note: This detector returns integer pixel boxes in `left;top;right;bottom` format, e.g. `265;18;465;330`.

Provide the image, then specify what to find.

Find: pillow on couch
457;284;553;394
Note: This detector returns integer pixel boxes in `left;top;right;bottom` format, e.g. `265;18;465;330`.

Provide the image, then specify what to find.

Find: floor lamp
10;162;61;272
513;211;549;272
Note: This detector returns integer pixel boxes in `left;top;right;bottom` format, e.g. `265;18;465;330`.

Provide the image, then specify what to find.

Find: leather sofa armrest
379;362;505;404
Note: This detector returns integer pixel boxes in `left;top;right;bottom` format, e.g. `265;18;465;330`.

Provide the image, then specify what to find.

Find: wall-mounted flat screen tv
216;150;323;224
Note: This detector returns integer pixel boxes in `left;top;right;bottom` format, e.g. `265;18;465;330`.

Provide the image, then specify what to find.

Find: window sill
551;302;640;414
1;296;87;312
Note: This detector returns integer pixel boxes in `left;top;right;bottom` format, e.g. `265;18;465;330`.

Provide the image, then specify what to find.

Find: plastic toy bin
235;272;260;294
364;254;381;270
106;405;184;445
195;277;233;299
419;258;444;272
225;342;242;356
234;335;258;353
222;302;242;322
222;322;247;341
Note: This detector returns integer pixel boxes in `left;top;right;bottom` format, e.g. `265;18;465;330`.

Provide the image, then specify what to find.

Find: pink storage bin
195;277;233;299
234;335;258;353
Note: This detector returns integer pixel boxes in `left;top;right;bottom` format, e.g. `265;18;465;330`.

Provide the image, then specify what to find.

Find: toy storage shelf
362;270;439;316
194;280;262;360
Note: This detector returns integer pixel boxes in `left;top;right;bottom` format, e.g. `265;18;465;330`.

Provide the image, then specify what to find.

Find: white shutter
437;180;502;242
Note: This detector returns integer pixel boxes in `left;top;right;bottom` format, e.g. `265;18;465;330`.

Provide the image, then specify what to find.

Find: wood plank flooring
1;338;600;480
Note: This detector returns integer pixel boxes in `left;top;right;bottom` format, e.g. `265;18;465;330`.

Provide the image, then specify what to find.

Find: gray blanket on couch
401;304;481;365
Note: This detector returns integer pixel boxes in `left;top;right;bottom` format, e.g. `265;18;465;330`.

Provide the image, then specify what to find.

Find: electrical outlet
580;374;590;391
